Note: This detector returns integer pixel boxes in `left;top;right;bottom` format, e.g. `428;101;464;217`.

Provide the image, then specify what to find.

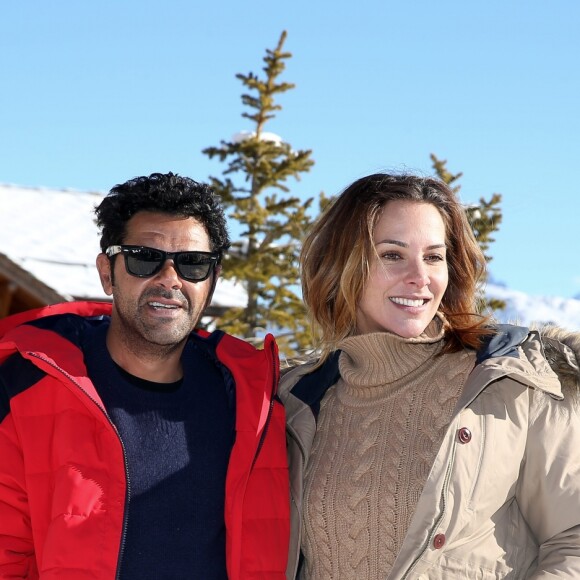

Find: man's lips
145;296;186;311
148;301;181;309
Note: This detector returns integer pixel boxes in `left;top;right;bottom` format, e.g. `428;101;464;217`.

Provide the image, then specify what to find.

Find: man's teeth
149;302;178;309
390;297;425;307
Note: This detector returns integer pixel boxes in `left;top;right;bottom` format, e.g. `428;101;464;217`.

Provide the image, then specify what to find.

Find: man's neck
105;332;185;383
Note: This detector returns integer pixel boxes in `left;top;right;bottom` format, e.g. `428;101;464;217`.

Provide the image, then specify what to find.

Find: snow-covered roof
0;183;247;308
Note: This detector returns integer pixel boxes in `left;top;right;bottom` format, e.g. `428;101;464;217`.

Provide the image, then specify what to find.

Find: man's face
96;211;217;356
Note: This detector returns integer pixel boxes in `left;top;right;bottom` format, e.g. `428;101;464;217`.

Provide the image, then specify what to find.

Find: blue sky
2;0;579;298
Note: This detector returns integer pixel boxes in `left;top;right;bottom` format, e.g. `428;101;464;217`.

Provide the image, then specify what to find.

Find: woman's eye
381;252;401;261
425;254;445;263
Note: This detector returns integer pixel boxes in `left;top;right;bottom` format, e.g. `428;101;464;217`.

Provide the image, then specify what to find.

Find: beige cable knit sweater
301;319;476;580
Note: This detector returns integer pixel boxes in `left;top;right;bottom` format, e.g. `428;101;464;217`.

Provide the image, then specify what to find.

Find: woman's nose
406;260;430;287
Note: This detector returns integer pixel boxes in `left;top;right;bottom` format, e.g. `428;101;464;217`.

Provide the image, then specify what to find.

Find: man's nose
155;259;183;289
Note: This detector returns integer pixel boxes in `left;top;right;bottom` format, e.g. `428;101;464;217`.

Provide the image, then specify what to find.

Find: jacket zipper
400;432;458;579
27;352;131;580
250;338;278;470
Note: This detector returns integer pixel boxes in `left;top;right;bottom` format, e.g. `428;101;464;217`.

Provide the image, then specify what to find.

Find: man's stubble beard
112;290;197;360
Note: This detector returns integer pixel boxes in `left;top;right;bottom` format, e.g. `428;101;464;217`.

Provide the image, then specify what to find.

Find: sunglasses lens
177;252;214;281
125;247;164;277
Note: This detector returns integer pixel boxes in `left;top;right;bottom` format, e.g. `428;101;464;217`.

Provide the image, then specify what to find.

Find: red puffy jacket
0;302;289;579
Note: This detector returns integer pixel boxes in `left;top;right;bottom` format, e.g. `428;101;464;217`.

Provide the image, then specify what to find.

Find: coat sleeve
0;354;38;578
516;387;580;578
0;412;36;577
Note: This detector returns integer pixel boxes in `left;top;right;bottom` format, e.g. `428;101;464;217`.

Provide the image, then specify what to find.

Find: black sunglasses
106;245;219;282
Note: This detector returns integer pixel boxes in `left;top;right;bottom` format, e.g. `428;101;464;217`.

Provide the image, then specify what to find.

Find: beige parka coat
279;325;580;579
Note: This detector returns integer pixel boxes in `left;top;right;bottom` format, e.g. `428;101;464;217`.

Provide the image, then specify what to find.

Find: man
0;173;289;579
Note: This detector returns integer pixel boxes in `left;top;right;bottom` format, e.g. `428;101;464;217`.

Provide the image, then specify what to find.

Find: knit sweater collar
337;314;447;388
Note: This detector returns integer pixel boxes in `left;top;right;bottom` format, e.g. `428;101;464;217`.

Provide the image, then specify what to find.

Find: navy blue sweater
82;323;234;579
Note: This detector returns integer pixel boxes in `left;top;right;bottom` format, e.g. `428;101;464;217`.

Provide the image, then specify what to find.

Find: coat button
433;533;446;549
457;427;472;444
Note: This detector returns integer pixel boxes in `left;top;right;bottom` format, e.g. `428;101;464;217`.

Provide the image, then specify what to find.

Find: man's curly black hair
94;172;231;260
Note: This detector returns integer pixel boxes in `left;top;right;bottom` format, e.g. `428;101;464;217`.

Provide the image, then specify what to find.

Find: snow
485;283;580;330
231;130;283;145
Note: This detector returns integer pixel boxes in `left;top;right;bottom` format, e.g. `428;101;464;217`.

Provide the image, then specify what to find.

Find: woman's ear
96;253;113;295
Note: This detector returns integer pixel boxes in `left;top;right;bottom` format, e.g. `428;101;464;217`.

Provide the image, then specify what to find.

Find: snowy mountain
485;283;580;331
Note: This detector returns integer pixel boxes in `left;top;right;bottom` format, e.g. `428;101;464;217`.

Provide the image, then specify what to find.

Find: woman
280;173;580;579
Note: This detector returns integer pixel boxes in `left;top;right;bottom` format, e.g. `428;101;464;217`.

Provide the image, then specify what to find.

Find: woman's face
356;200;449;338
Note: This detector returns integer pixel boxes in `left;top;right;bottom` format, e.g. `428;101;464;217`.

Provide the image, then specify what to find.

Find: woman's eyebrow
376;239;407;247
376;239;446;251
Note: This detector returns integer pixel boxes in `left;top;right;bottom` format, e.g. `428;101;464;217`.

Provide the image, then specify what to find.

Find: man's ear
96;253;113;295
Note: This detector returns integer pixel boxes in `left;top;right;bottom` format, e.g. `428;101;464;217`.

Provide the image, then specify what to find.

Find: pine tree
203;31;318;355
430;154;506;312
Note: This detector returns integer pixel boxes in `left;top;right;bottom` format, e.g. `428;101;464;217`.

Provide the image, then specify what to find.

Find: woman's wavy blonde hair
301;173;493;361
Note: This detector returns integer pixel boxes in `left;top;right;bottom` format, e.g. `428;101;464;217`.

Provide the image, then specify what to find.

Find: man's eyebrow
375;239;447;250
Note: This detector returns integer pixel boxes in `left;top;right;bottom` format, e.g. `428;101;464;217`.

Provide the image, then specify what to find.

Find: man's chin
139;323;193;348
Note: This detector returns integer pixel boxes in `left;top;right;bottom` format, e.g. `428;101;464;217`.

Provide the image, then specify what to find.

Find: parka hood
536;325;580;395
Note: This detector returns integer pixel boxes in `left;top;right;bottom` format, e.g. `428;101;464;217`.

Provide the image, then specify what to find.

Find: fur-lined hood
537;325;580;394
